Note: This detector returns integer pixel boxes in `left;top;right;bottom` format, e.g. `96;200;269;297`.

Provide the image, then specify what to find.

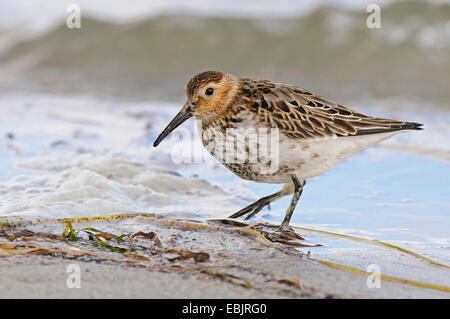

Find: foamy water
0;93;449;268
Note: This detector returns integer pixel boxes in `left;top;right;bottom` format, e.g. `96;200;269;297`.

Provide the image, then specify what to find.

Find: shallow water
0;93;449;270
261;150;450;263
179;149;450;265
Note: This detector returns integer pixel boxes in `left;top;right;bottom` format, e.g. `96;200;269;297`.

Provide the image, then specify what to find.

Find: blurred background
0;0;449;106
0;0;449;267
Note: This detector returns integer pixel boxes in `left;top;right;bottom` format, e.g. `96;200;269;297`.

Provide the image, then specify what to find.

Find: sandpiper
153;71;422;231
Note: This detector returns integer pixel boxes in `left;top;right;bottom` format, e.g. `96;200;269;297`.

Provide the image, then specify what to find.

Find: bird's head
153;71;238;147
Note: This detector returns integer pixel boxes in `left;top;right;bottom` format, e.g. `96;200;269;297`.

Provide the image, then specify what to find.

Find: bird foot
261;227;305;242
228;196;273;220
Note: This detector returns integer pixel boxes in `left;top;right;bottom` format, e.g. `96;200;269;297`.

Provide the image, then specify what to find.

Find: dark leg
277;176;306;232
228;190;284;220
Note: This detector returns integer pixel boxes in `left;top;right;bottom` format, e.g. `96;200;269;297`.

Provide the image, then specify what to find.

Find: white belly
278;131;400;181
198;119;400;184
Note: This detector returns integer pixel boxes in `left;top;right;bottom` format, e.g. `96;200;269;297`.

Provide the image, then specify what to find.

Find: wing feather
239;79;423;140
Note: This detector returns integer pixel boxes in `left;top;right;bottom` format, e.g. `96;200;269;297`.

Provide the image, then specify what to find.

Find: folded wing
240;79;423;140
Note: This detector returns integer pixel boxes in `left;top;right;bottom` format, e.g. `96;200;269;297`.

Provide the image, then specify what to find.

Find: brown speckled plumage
154;71;423;231
231;77;422;140
186;71;225;99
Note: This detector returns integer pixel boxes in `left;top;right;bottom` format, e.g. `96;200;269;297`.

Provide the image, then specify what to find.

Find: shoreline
1;216;448;298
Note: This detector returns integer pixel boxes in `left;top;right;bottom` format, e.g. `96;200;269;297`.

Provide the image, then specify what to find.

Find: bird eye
205;88;214;96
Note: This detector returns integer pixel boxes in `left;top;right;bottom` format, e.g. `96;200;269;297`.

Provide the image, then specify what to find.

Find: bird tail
354;121;423;136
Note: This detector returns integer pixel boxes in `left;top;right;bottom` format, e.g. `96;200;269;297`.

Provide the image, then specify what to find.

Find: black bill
153;102;193;147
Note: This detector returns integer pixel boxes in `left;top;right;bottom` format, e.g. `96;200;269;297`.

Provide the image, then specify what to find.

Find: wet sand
0;216;448;299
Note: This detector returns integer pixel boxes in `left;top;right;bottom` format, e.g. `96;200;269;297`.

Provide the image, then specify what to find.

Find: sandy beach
0;1;449;299
0;93;448;299
0;215;449;299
